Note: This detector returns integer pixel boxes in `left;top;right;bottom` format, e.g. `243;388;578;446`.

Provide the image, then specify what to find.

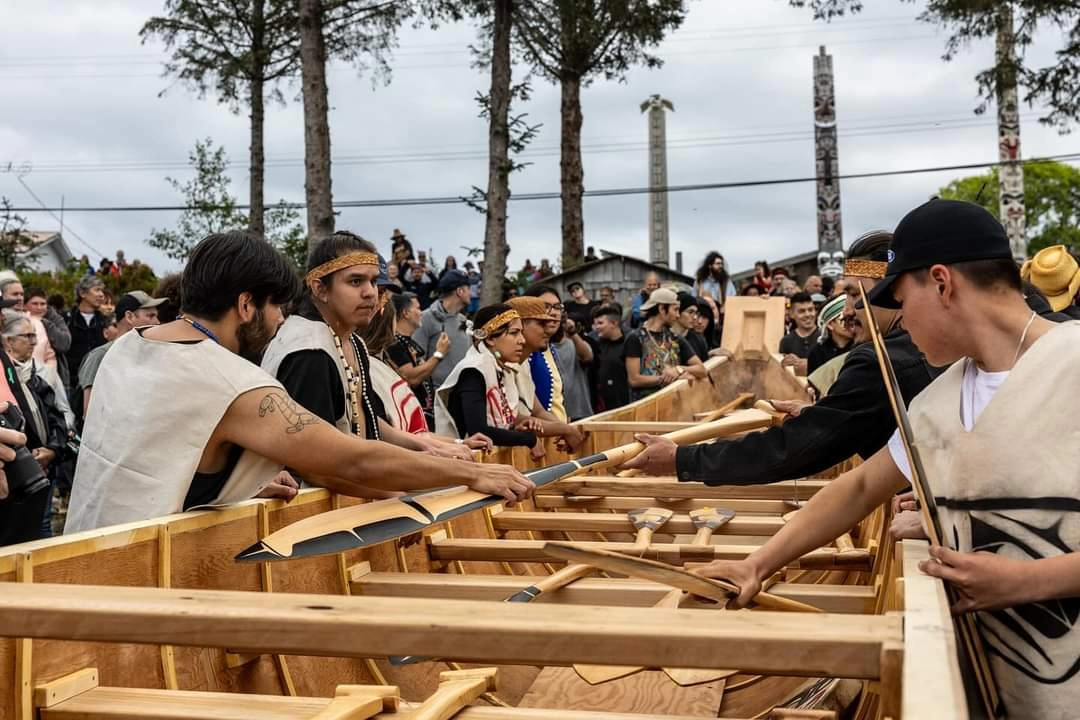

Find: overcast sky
2;0;1077;277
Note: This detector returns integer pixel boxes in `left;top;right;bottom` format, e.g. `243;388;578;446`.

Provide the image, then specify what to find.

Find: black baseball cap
438;268;470;293
868;199;1013;309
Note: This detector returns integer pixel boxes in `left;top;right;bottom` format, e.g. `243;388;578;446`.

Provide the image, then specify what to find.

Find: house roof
14;230;75;265
731;249;820;283
541;249;694;286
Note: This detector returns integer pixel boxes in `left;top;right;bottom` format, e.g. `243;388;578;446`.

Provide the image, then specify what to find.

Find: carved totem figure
996;8;1027;261
814;46;844;277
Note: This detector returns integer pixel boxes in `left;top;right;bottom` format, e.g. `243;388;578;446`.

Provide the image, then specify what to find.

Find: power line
8;153;1079;214
13;175;106;260
6;112;1037;175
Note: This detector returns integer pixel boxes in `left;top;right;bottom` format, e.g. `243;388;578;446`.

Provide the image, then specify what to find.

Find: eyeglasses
13;333;36;342
545;302;565;312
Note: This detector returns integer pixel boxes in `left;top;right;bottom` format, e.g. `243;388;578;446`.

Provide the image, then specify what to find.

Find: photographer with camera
551;310;594;422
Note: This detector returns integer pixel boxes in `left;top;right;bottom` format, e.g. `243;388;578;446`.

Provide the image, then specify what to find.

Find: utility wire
8;153;1079;214
13;175;106;259
6;113;1040;174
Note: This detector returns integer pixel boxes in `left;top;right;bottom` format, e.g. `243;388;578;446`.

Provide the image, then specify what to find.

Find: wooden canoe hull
0;355;966;720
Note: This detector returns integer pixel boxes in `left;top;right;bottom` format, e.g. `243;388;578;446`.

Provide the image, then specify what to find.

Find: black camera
0;404;48;499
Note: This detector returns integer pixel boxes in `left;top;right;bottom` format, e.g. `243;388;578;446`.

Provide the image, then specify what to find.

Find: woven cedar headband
474;310;520;340
306;252;380;284
844;259;888;279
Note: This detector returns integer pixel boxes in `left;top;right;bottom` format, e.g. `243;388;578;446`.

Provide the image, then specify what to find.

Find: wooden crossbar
492;511;784;536
349;571;877;614
543;479;828;500
0;582;897;678
427;538;871;571
576;421;699;433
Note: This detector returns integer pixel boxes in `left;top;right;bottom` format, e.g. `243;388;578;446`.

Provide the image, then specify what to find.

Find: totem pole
641;94;674;267
813;46;845;279
996;7;1026;261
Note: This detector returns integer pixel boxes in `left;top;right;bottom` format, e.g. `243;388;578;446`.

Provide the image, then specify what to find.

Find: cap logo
887;249;895;263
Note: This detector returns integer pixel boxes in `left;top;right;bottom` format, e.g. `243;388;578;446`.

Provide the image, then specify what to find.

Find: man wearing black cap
413;268;471;389
623;230;941;488
692;200;1080;718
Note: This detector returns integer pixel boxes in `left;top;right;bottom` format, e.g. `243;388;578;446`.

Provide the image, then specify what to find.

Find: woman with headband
434;304;541;452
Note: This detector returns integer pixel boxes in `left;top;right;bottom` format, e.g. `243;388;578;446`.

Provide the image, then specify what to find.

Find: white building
15;231;76;273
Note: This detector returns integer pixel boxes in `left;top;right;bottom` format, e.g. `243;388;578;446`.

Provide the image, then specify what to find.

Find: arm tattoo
259;392;318;434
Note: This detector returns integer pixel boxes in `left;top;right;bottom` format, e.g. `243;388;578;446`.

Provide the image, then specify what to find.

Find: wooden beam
577;421;698;433
534;495;797;514
39;686;332;719
428;538;871;571
900;541;968;720
34;668;99;708
0;582;898;679
350;572;876;614
543;479;828;500
493;511;784;537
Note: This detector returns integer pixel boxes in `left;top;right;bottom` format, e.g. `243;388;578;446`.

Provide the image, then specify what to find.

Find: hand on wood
429;440;475;462
919;546;1035;614
256;471;300;502
529;441;546;462
515;417;543;434
463;433;494;453
767;398;810;417
619;433;677;476
466;463;535;505
890;491;918;515
889;510;928;541
691;559;762;609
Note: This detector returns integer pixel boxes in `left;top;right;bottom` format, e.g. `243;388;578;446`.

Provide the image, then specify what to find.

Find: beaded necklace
180;316;221;344
331;331;380;441
395;332;434;413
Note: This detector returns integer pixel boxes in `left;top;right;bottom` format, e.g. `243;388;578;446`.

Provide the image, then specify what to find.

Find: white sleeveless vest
66;330;285;534
261;315;352;435
909;320;1080;719
369;355;427;434
433;344;519;439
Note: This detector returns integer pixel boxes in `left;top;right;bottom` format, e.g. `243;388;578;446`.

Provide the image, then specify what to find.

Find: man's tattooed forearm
259;392;318;434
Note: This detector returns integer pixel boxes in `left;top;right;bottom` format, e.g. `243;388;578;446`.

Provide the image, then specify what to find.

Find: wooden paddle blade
573;662;642;685
664;667;736;687
235;500;434;562
627;507;675;531
236;458;598;563
541;542;822;613
688;507;736;530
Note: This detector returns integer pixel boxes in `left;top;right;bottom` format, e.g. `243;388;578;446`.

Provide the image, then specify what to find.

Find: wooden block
224;651;263;669
0;582;899;679
334;685;400;712
34;667;99;708
721;297;788;357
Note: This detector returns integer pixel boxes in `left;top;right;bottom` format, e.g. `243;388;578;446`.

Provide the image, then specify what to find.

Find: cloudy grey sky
2;0;1077;277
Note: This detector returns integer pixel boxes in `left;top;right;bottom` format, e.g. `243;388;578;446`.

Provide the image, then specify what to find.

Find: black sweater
448;369;537;448
676;332;940;485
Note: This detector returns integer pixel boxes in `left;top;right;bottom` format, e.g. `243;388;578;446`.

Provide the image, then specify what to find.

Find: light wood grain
493;511;777;537
519;667;726;716
349;572;876;614
33;667;99;708
429;538;869;571
721;297;788;357
900;541;967;720
0;582;897;678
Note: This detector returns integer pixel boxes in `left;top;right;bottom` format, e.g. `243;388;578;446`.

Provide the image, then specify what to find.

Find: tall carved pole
813;47;844;278
996;6;1026;261
641;94;673;267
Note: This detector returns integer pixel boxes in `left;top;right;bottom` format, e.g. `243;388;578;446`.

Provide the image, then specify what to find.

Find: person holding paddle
66;232;533;534
693;200;1080;719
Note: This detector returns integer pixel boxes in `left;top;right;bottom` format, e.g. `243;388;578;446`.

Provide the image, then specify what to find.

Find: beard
237;307;276;364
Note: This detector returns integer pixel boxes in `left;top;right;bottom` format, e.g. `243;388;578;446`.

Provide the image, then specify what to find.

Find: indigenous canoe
0;354;970;720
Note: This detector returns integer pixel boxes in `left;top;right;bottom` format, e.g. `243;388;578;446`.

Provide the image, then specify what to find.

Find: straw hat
1021;245;1080;312
507;296;551;321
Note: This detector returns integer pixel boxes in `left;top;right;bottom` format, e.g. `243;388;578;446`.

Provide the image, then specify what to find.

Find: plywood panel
519;667;725;716
32;540;165;692
0;568;15;720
